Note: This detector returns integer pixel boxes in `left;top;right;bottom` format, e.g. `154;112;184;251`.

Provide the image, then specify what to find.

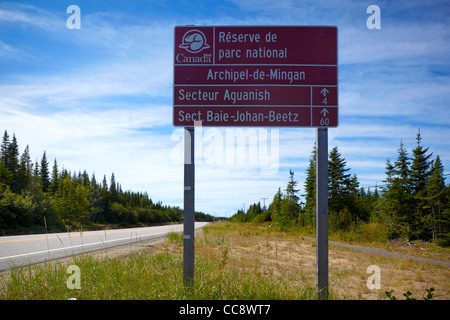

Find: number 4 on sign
321;88;329;104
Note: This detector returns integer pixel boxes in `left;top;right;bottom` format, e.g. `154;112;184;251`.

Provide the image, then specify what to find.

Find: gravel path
300;235;450;268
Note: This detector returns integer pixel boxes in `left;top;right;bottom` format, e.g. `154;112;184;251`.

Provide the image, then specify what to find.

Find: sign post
174;26;337;294
316;127;328;299
183;126;195;286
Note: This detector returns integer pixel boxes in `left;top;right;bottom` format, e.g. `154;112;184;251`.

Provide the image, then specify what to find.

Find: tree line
0;130;213;235
231;130;449;247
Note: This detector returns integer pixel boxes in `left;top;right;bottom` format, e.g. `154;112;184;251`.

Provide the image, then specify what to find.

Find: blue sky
1;0;449;217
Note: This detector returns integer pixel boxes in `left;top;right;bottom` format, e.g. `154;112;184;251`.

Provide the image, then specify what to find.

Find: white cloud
1;60;172;109
0;3;62;31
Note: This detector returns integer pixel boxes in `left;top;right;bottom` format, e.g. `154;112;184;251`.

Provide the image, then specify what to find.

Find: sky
1;0;449;217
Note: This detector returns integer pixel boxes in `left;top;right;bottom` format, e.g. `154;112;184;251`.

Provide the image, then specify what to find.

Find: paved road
300;235;450;267
0;222;209;271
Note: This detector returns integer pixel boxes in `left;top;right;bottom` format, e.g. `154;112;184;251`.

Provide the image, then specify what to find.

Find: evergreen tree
328;147;351;214
0;133;18;188
0;130;9;165
40;151;50;192
75;184;90;226
286;170;299;204
379;159;396;230
411;130;433;196
389;141;414;240
52;176;74;226
102;175;108;191
425;156;448;244
273;170;300;229
0;138;13;187
303;145;316;226
5;134;20;192
269;187;283;222
33;159;40;177
410;130;433;239
438;205;450;247
82;170;90;188
49;159;59;194
87;173;105;223
110;172;118;203
246;202;262;222
18;145;32;193
285;169;300;224
91;173;97;189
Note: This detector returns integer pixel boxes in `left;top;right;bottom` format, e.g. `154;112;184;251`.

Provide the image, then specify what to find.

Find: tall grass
0;253;315;300
0;225;316;300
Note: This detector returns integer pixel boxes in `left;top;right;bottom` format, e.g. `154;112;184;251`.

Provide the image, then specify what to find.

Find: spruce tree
102;175;108;190
328;146;351;214
49;159;59;194
381;159;396;232
410;130;433;239
1;132;22;190
303;145;316;226
425;156;448;244
6;134;20;192
110;172;117;202
392;141;413;240
82;170;90;188
411;130;433;196
18;145;32;192
40;151;50;192
0;130;9;165
0;131;10;187
91;173;97;189
269;187;283;223
284;170;300;227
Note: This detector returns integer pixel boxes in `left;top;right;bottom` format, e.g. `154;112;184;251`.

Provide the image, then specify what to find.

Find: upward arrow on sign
320;108;329;117
321;88;329;96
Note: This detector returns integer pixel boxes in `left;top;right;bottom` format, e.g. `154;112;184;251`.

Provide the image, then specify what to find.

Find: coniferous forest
232;130;450;247
0;130;213;235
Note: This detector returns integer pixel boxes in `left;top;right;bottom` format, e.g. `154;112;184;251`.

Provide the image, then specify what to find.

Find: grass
1;221;448;300
0;252;314;300
0;225;316;300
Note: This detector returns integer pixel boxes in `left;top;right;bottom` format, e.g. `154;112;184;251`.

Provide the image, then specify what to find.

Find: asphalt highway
0;222;208;271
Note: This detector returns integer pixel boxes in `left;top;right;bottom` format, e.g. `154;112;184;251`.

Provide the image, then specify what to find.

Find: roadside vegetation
0;223;316;300
1;222;448;300
232;130;449;249
0;129;213;236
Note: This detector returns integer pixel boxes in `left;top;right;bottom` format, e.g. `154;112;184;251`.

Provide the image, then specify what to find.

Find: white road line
0;231;168;261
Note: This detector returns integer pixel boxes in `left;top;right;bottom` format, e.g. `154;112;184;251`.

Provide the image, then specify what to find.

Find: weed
384;284;436;300
167;232;183;244
213;235;225;246
219;246;229;270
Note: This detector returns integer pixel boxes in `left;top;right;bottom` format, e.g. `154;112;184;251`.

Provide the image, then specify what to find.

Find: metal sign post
183;126;195;286
316;127;328;299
